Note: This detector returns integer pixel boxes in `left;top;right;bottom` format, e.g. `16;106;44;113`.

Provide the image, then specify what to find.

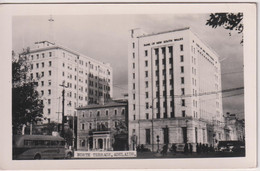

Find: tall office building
128;28;225;151
21;41;113;123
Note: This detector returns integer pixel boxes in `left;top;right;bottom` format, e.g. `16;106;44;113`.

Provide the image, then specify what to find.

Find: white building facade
22;41;113;123
128;28;225;151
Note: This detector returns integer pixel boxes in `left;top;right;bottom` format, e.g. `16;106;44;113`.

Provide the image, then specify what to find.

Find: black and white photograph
0;3;257;170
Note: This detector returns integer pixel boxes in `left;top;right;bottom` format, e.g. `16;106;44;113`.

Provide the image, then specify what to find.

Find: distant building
224;113;245;141
20;41;113;123
128;27;225;151
77;99;128;151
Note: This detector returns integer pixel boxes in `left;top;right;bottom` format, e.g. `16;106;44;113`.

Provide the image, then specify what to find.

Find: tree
206;13;243;44
12;50;44;134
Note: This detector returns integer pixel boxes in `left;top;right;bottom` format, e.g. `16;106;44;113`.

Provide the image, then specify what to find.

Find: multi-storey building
77;99;128;151
22;41;113;123
128;27;225;151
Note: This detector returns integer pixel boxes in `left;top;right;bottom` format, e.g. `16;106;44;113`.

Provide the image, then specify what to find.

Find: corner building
128;28;225;151
23;41;113;123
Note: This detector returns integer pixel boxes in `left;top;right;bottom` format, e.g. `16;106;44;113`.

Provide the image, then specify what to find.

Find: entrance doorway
98;139;103;149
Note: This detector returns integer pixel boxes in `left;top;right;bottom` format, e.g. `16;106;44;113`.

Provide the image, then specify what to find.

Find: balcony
89;128;111;135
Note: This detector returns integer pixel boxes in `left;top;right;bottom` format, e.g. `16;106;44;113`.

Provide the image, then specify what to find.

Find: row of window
80;121;120;131
31;52;52;60
30;70;52;79
31;61;52;70
81;108;125;118
37;80;52;86
132;109;186;121
40;89;51;96
132;55;184;70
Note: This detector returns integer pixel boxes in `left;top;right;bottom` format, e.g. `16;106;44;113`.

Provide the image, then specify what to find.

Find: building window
133;73;135;79
133;83;135;90
49;61;52;66
169;58;173;64
182;110;186;117
133;93;135;100
145;129;151;144
146;113;149;119
133;42;135;48
181;66;184;73
133;53;135;58
42;53;45;58
48;99;51;105
49;70;51;76
155;59;159;66
48;89;51;95
156;113;160;119
48;108;51;114
145;60;148;67
164;112;167;118
36;63;39;69
133;115;136;120
180;44;184;51
133;104;135;110
133;63;135;69
181;99;185;106
146;102;149;109
36;54;39;59
181;88;185;95
145;92;149;98
180;55;184;62
41;90;44;96
170;79;173;85
145;81;148;88
42;62;44;68
121;109;125;115
145;50;148;56
41;81;44;86
62;72;65;76
81;123;85;130
97;111;100;116
30;73;33;79
41;72;44;77
181;77;184;84
162;58;166;65
114;109;117;115
106;110;109;116
49;52;52;57
31;55;34;60
145;71;148;77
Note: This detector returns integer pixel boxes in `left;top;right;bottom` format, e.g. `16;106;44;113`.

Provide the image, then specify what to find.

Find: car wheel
34;154;41;160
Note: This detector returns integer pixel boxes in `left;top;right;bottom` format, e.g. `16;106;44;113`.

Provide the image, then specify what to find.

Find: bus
13;135;73;160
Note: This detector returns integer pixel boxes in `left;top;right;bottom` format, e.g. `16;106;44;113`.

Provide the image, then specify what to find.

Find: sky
12;14;244;119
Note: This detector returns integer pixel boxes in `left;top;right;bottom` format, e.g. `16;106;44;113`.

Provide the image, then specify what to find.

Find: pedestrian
184;143;188;154
202;144;205;153
170;144;177;155
206;144;209;153
196;143;199;153
162;144;168;156
189;143;193;154
199;143;202;153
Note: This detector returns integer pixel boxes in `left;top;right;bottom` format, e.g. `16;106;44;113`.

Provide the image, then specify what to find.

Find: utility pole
59;82;68;137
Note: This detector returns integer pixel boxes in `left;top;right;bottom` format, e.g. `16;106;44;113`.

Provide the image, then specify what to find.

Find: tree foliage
206;13;243;44
12;51;44;134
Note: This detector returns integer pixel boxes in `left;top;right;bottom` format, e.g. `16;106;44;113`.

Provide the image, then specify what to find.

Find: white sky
12;14;244;118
